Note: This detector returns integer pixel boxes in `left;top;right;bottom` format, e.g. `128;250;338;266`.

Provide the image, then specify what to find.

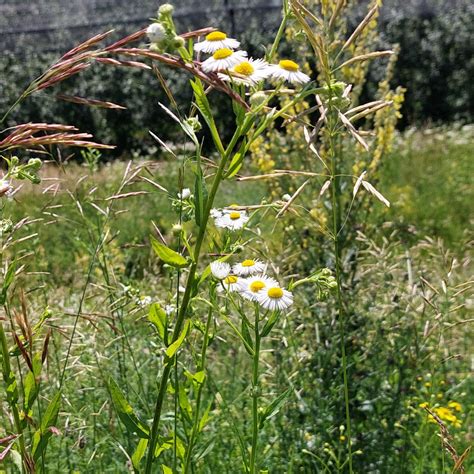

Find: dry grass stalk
57;94;127;110
341;5;378;52
277;179;310;218
336;50;394;71
0;123;114;151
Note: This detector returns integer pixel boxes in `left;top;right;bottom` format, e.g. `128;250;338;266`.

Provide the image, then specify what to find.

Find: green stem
249;306;261;474
183;299;214;473
0;320;26;473
144;125;241;474
328;117;353;473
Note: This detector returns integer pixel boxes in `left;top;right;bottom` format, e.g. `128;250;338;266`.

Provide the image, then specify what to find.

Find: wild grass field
1;1;473;473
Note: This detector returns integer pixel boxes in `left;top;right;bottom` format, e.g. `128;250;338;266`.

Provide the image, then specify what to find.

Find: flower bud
249;91;267;107
158;3;174;15
146;23;166;43
185;116;202;132
28;158;42;170
171;36;185;49
171;223;183;235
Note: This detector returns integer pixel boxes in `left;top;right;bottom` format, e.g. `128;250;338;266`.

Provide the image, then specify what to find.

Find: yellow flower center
268;287;283;298
206;31;227;41
234;61;255;76
224;275;238;284
213;48;233;60
279;59;299;72
250;281;266;292
229;211;241;220
241;259;255;267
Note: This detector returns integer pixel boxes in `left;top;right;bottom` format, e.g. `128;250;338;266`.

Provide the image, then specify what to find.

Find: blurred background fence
0;0;472;155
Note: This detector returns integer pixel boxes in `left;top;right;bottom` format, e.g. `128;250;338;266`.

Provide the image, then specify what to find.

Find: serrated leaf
151;236;188;268
148;303;168;344
165;320;190;358
259;389;292;428
108;378;149;439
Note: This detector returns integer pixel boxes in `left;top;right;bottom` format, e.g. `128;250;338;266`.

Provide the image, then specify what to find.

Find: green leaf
260;311;282;337
241;318;254;356
148;303;168;344
131;438;148;470
189;80;213;128
225;139;248;178
0;261;16;305
32;391;61;461
259;389;292;428
162;465;173;474
108;378;149;439
198;403;212;432
193;370;206;384
194;154;208;227
151;236;188;268
165;320;190;358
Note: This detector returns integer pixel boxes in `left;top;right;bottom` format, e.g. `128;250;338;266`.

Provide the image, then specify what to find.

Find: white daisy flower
177;188;192;199
194;31;240;54
214;209;249;230
218;58;271;86
201;48;248;73
210;208;223;218
233;259;266;276
146;23;166;43
218;274;242;293
210;260;231;280
257;286;293;311
268;60;311;85
239;274;279;301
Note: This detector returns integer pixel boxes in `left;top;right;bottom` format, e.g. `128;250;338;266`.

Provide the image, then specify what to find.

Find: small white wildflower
201;48;248;73
214;209;249;230
165;304;176;315
233;259;266;276
239;274;278;301
139;296;152;307
210;260;231;280
177;188;192;199
218;274;242;292
194;31;240;54
257;286;293;311
268;60;310;85
146;23;167;43
218;58;271;86
210;208;223;218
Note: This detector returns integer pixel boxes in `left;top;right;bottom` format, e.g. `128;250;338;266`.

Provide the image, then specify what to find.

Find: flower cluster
194;30;311;86
210;258;293;311
419;401;463;428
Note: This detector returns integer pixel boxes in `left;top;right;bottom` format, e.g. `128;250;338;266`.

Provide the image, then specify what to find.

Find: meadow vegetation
0;1;472;473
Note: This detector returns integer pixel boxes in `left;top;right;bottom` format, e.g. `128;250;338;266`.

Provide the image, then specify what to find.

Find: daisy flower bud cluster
146;4;184;53
210;258;293;311
171;188;194;222
194;30;311;86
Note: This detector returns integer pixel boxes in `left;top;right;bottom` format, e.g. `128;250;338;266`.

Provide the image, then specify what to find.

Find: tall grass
0;1;472;473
